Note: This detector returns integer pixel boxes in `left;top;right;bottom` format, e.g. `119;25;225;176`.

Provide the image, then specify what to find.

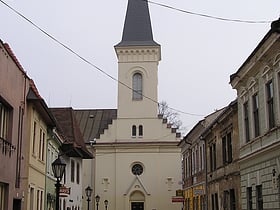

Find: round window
131;163;143;176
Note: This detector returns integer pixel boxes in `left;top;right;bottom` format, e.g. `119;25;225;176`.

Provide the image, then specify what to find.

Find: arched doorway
130;191;145;210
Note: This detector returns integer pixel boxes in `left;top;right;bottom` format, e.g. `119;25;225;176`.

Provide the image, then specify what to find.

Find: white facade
89;1;182;210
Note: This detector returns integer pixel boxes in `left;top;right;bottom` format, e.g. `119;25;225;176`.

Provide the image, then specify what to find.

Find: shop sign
172;196;184;202
194;189;204;195
60;186;71;197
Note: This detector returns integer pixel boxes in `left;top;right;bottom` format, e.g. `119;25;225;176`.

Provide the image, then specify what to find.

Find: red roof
3;43;27;75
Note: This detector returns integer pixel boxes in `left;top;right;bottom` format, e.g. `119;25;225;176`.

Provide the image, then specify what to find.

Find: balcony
0;137;16;157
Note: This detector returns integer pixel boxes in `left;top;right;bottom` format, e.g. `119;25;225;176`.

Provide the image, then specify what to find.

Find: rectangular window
266;81;275;129
243;102;250;142
32;121;37;155
76;162;80;184
256;185;263;210
252;94;260;137
39;129;42;159
246;187;252;210
229;189;236;210
38;129;45;161
71;160;75;183
211;193;219;210
210;143;216;171
40;190;43;210
0;183;7;210
36;190;40;210
222;132;233;165
30;187;34;210
0;102;10;141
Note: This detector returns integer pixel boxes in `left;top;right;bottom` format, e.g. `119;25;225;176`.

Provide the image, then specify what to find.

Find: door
13;199;21;210
131;202;144;210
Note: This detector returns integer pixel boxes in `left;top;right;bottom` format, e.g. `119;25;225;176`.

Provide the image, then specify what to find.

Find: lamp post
104;200;108;210
95;195;100;210
52;156;66;210
85;186;93;210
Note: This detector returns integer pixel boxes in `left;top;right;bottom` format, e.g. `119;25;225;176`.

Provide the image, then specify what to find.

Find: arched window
132;73;143;100
139;125;143;137
132;125;137;137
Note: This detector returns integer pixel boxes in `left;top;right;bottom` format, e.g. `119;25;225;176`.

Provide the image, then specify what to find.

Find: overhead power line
1;0;238;118
144;0;272;24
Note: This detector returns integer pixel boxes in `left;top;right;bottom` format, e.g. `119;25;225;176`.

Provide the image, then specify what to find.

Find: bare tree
158;101;182;129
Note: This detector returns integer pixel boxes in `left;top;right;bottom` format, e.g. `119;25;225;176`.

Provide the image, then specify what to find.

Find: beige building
75;1;182;210
230;18;280;210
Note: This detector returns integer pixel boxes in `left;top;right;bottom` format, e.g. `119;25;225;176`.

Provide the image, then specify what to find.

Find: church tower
115;0;161;119
77;1;182;210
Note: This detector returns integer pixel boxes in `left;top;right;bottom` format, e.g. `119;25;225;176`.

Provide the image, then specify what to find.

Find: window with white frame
76;162;80;184
252;93;260;137
139;125;143;137
266;80;275;129
132;125;136;137
30;187;35;210
71;159;75;183
38;128;45;161
0;101;11;142
243;101;250;142
132;73;143;100
32;121;37;155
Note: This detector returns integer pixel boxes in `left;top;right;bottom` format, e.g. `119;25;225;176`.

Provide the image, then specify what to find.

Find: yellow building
22;80;55;210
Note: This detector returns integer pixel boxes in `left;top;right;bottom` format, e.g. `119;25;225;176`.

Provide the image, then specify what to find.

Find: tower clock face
132;164;143;175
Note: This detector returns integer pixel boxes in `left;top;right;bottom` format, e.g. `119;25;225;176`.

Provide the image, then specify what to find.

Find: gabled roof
115;0;159;47
74;109;117;143
26;80;56;127
51;108;93;159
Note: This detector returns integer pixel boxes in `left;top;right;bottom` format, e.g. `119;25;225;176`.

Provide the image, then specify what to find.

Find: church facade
75;0;182;210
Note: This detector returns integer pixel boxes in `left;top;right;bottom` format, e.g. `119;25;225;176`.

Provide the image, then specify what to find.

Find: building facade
51;107;93;210
201;100;240;210
0;40;29;210
230;19;280;210
23;79;56;210
75;1;182;210
180;108;225;210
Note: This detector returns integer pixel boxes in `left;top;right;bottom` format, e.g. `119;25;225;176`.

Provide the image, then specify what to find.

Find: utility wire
144;0;272;24
0;0;216;117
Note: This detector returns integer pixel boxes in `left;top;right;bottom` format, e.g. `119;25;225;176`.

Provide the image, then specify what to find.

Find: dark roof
115;0;159;47
74;109;117;143
230;18;280;83
50;108;93;159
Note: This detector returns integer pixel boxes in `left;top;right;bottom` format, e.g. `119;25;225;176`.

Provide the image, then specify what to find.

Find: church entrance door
131;202;144;210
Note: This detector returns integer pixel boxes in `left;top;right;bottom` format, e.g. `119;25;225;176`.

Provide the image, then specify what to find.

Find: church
74;0;182;209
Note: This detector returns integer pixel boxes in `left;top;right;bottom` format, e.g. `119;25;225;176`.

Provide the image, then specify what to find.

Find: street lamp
95;195;100;210
104;200;108;210
85;186;93;210
52;156;66;210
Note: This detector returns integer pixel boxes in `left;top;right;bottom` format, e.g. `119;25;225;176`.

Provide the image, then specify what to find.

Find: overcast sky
0;0;279;133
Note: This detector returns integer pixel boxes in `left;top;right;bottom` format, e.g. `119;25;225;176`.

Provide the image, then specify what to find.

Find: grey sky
0;0;279;133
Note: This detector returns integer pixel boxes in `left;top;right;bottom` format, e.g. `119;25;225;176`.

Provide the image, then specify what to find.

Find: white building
75;0;182;210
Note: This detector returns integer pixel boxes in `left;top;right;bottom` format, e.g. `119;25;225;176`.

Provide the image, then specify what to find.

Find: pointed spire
116;0;159;47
